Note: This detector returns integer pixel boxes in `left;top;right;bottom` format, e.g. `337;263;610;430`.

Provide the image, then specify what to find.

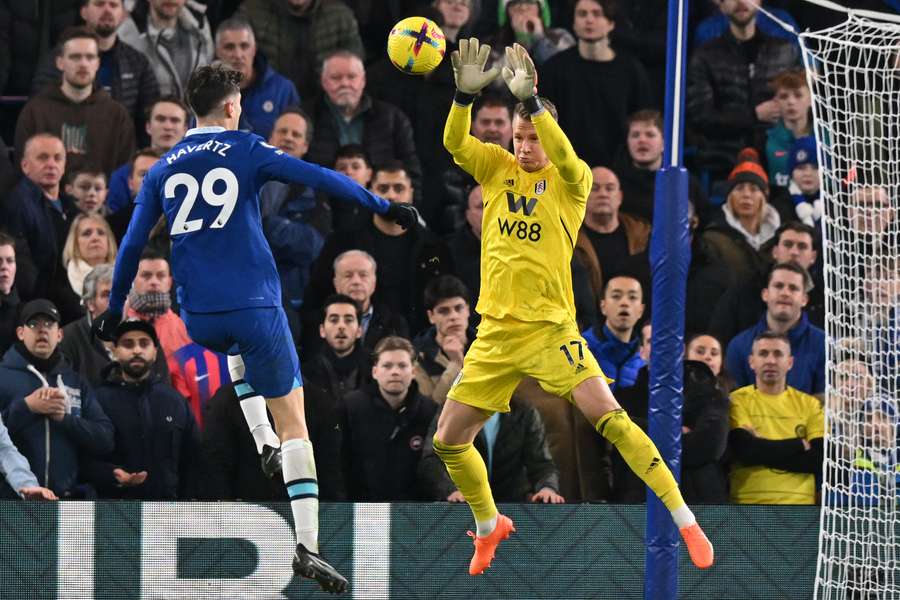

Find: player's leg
238;307;348;594
436;318;521;575
227;354;282;477
571;376;714;569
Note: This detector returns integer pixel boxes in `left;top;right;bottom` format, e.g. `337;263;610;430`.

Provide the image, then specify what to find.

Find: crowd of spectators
0;0;895;505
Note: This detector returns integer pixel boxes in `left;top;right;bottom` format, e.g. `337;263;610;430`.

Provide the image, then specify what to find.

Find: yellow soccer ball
387;16;446;75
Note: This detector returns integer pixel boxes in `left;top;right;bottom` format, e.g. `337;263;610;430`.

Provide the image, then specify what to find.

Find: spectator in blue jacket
0;414;58;500
0;299;114;497
583;274;646;392
259;107;330;311
215;16;300;140
83;320;198;499
693;1;799;48
726;262;825;397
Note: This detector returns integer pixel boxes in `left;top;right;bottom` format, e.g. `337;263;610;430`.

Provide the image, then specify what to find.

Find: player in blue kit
93;65;416;594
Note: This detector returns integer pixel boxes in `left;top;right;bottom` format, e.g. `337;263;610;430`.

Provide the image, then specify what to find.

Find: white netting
799;13;900;600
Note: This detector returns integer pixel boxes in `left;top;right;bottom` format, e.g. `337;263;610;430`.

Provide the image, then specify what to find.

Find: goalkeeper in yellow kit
433;40;715;575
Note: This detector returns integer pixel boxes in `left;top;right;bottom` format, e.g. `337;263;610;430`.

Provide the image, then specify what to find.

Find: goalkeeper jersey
110;126;389;314
443;103;591;324
729;384;825;504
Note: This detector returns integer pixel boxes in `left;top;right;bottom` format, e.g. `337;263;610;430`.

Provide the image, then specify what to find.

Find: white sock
671;504;697;529
229;355;280;454
476;516;497;538
282;437;319;553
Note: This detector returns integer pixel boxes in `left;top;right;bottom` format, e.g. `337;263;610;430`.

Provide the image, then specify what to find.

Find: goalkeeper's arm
529;105;583;185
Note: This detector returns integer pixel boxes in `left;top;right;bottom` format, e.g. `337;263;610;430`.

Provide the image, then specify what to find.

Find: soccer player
436;40;714;575
93;64;416;594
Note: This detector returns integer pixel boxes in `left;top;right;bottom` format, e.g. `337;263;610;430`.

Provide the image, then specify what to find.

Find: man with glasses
0;299;114;498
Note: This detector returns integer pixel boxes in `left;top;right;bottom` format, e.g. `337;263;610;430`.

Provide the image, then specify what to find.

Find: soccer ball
387;16;446;75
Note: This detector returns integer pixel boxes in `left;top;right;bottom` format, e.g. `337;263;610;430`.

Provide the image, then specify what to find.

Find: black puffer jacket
686;30;800;176
419;396;561;502
30;37;160;131
0;0;81;95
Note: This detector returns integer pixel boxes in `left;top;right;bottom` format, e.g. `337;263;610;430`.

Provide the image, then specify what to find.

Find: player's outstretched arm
502;43;585;185
95;184;163;340
259;143;418;229
443;38;505;182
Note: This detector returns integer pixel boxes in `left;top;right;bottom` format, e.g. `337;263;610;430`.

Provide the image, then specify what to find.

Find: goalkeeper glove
92;309;122;342
451;37;501;96
502;43;538;101
384;201;419;230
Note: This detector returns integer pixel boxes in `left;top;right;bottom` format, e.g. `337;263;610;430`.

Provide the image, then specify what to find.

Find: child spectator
64;168;108;215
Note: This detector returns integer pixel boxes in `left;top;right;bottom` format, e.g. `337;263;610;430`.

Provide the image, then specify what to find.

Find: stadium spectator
237;0;364;99
303;294;370;403
308;163;452;334
835;396;900;506
30;0;161;135
305;52;423;200
700;152;782;286
340;336;437;501
612;110;710;224
200;380;345;501
785;136;821;228
606;0;667;107
471;93;514;150
726;262;826;396
126;250;229;426
728;331;824;505
489;0;575;66
583;275;646;392
540;0;652;168
709;221;822;346
64;167;108;215
5;133;83;323
82;320;198;499
0;299;114;497
763;70;813;189
14;27;136;177
106;98;189;215
0;0;81;98
686;0;800;184
575;166;650;298
214;16;300;139
330;144;373;231
433;0;472;44
309;250;410;356
0;235;20;356
61;213;117;298
0;412;58;500
117;0;214;98
419;395;563;503
445;185;482;312
108;147;164;241
269;108;312;160
612;334;731;503
693;1;799;48
414;275;476;405
259;107;331;311
60;264;169;389
847;183;895;242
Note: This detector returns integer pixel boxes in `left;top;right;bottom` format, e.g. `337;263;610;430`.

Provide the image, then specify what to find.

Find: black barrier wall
0;502;818;599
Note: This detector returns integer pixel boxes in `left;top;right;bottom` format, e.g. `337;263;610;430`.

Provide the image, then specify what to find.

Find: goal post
797;11;900;600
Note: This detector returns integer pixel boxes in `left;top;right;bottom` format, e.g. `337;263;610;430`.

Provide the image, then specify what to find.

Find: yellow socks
595;409;686;512
433;437;498;524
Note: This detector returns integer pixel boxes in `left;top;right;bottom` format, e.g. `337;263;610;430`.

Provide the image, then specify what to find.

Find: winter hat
726;148;769;196
787;135;818;174
498;0;552;28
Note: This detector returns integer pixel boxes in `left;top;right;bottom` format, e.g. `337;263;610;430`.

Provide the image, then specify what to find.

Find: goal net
799;12;900;600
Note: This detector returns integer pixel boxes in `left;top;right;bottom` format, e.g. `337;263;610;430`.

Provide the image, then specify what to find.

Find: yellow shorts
446;315;609;413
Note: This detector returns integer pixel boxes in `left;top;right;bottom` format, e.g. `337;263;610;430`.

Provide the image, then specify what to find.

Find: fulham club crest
535;179;546;195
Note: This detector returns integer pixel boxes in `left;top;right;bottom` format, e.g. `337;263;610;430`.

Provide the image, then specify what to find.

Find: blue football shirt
110;126;389;313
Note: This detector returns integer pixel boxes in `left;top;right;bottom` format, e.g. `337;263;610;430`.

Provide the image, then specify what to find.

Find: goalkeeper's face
512;116;549;173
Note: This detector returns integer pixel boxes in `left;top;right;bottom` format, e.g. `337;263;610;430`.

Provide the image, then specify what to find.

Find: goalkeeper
434;39;714;575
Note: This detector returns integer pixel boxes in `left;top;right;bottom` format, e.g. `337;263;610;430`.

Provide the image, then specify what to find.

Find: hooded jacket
82;363;198;499
582;323;645;392
0;344;114;495
117;0;214;98
238;53;301;140
14;85;136;176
